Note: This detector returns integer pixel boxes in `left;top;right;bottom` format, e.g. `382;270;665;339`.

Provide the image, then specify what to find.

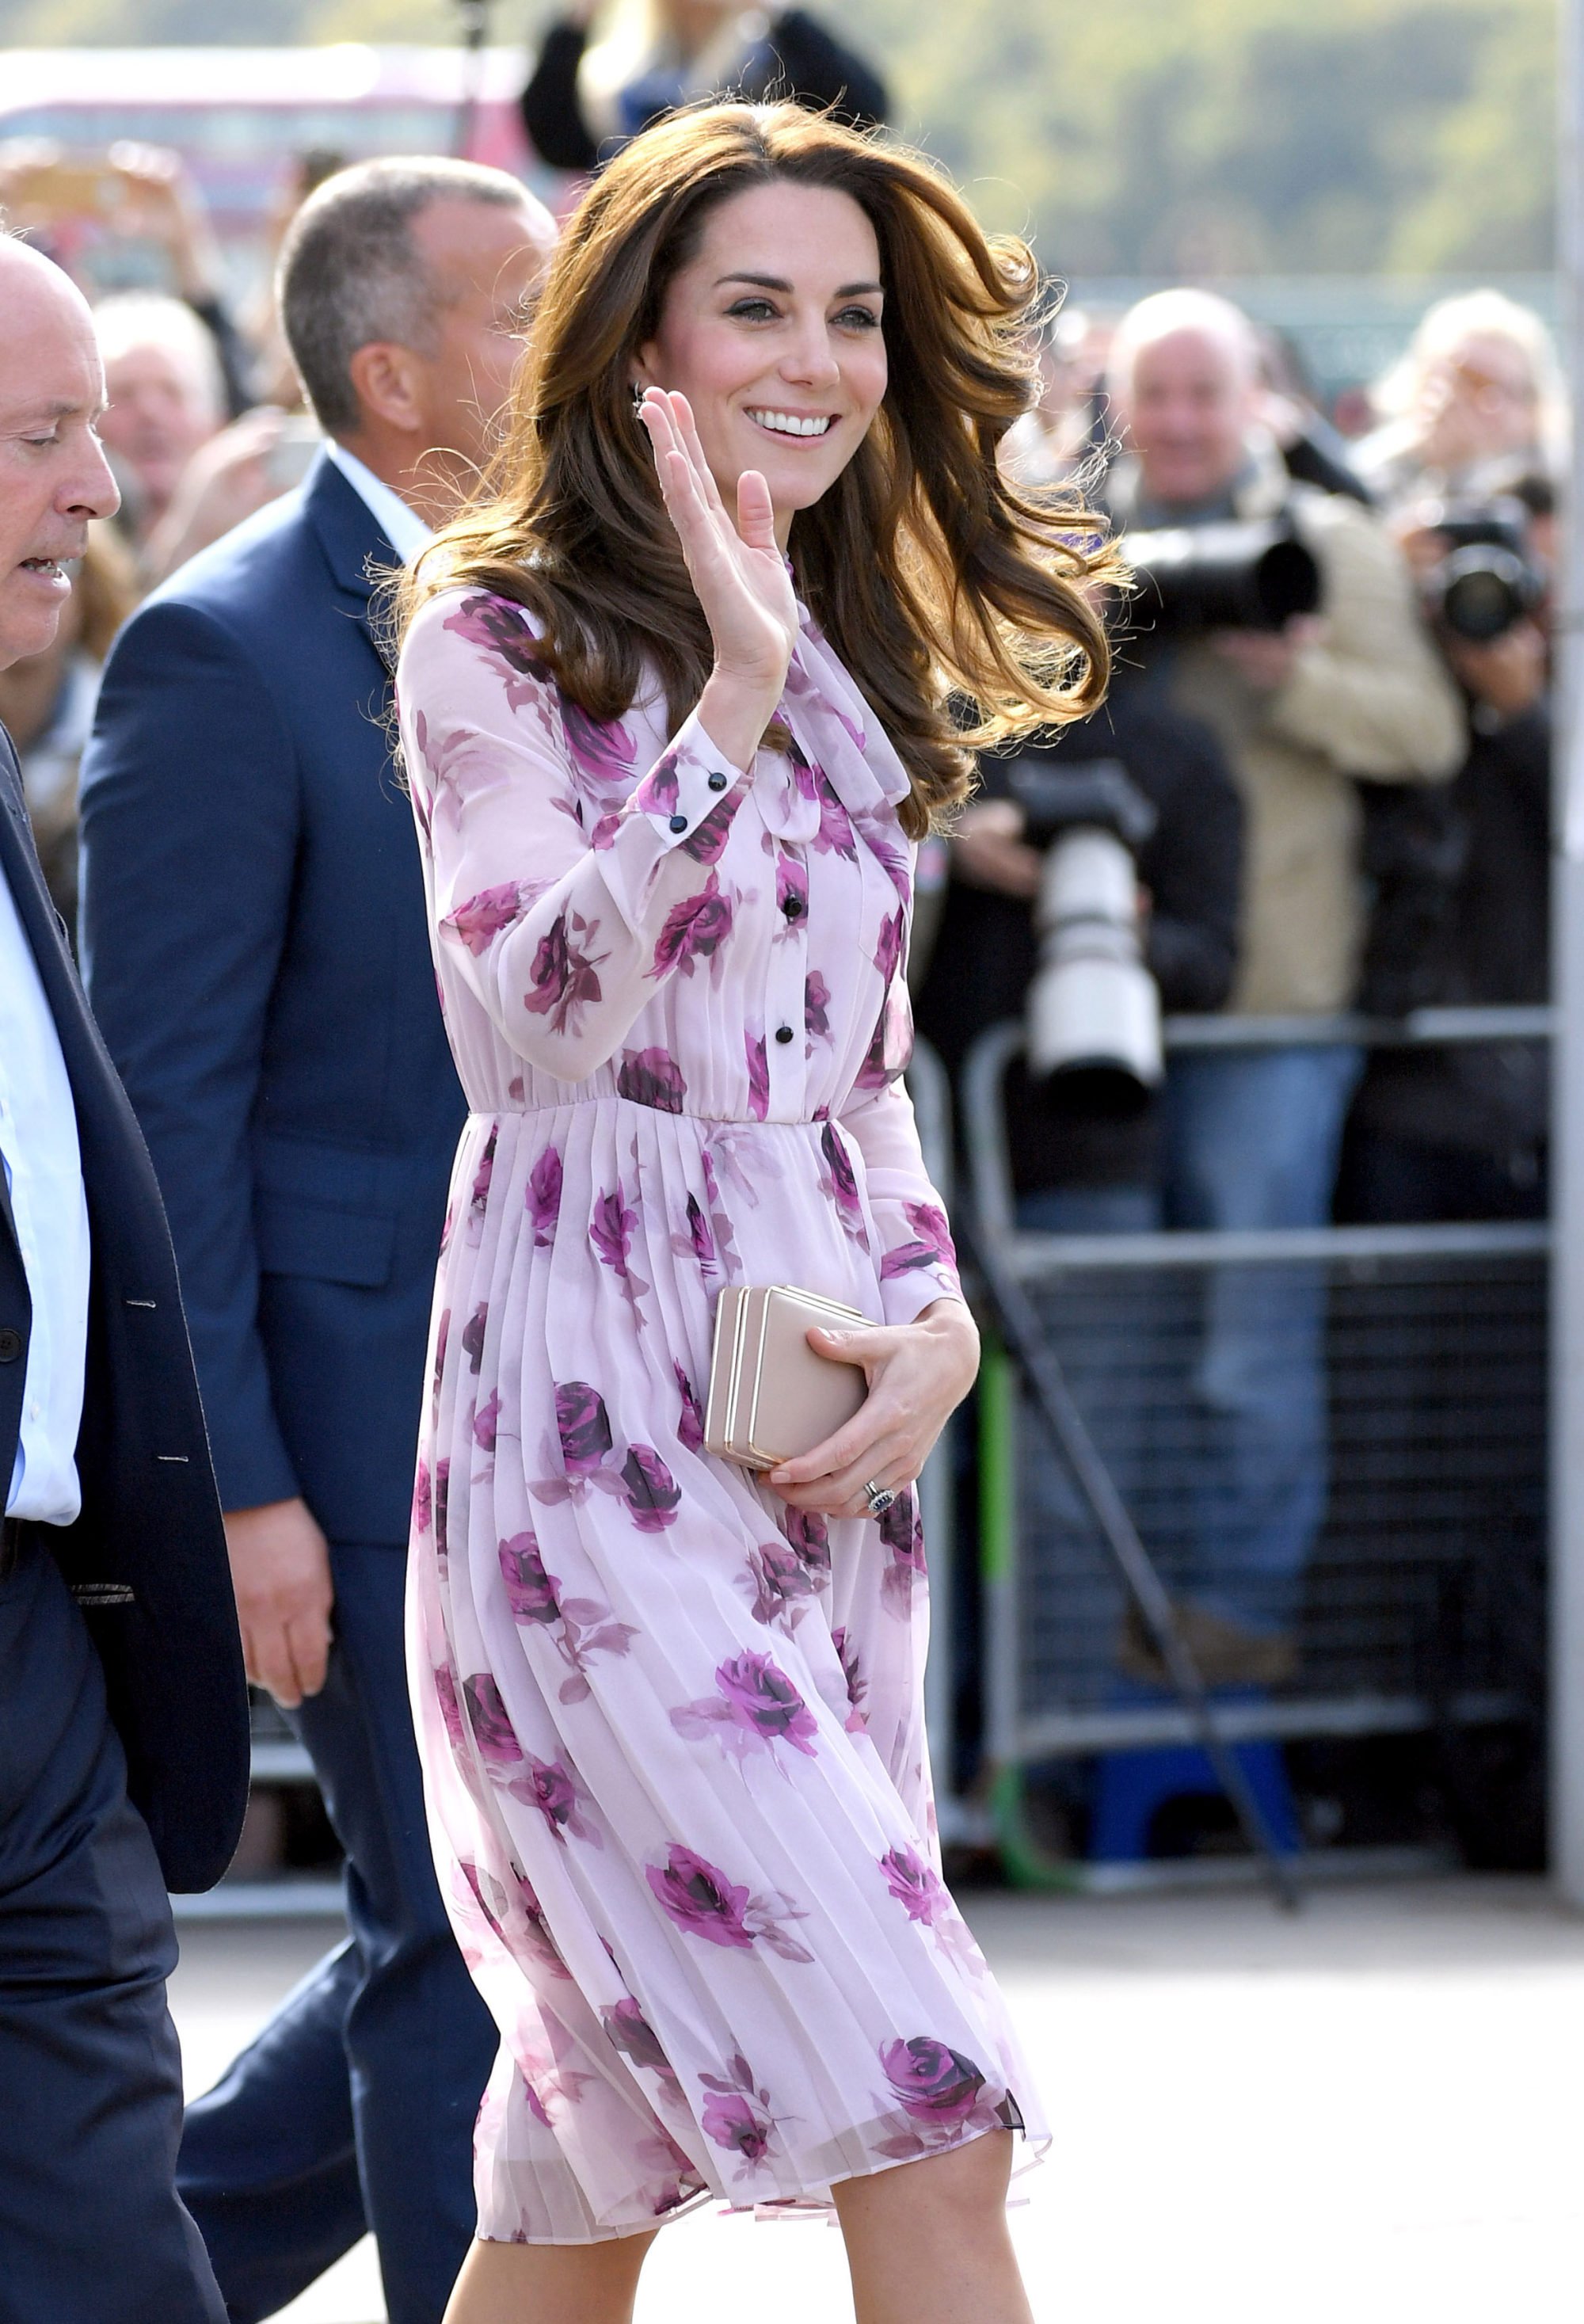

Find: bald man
0;237;247;2321
1105;289;1464;1682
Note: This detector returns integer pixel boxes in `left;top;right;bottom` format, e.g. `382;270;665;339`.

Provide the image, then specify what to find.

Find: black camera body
1419;497;1546;644
1124;517;1323;637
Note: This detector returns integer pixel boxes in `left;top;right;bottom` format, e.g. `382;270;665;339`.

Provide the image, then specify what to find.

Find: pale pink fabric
396;583;1047;2243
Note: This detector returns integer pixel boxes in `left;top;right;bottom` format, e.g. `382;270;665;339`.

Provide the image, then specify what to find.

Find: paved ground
169;1875;1584;2323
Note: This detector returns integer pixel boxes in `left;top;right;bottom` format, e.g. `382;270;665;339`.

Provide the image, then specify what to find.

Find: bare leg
832;2131;1035;2324
440;2227;657;2324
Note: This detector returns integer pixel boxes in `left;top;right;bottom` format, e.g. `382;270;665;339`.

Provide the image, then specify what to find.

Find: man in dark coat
79;162;557;2324
0;234;248;2322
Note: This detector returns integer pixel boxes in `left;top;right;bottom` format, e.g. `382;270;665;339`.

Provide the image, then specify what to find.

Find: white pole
1552;0;1584;1904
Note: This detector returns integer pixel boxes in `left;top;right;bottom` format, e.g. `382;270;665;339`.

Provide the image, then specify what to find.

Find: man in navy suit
80;161;557;2324
0;235;249;2321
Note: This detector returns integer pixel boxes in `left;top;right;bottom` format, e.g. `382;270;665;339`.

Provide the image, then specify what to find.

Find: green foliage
0;0;1559;272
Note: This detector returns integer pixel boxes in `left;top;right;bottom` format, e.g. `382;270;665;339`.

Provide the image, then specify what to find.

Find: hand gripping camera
1006;754;1163;1118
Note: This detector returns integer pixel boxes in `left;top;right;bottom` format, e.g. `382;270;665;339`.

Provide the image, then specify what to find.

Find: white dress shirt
0;872;90;1525
326;441;436;566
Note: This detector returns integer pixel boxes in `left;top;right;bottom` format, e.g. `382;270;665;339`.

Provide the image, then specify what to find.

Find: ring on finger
862;1478;896;1518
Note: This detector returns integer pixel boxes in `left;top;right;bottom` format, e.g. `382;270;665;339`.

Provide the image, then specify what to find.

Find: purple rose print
558;1381;614;1471
650;872;734;980
675;1364;706;1454
699;2054;793;2181
528;1382;628;1510
645;1846;755;1949
674;1191;717;1277
433;1458;451;1561
813;777;856;859
744;1032;769;1122
741;1536;821;1628
645;1844;811;1960
671;1648;819;1761
622;1444;682;1532
680;799;736;864
879;2038;987;2128
443;882;529;956
463;1672;523;1764
562;699;638;787
592;1183;650;1311
804;970;831;1041
469;1127;497;1229
873;905;906;985
498;1530;562;1625
862;825;912;900
434;1661;466;1751
524;910;607;1034
780;1506;831;1583
605;1999;683;2101
498;1533;637;1701
855;981;914;1093
633;745;681;817
443;591;549;688
879;1844;950;1926
821;1122;870;1248
474;1390;502;1452
832;1625;868;1730
699;1149;741;1272
527;1146;563;1248
589;810;623;851
516;1873;573;1979
880;1198;959;1280
879;1489;927;1613
508;1754;600;1845
714;1652;819;1754
412;1459;432;1536
616;1047;687;1114
460;1301;488;1373
775;854;809;932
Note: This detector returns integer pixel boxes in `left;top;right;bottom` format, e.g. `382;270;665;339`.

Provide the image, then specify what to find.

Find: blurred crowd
0;3;1561;1722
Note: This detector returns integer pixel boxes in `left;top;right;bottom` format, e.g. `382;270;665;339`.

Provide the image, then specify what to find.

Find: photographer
1105;288;1464;1682
1341;479;1552;1222
919;698;1241;1233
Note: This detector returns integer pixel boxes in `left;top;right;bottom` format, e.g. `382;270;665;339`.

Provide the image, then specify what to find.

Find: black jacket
1352;699;1551;1156
522;8;888;173
0;724;248;1892
917;694;1243;1197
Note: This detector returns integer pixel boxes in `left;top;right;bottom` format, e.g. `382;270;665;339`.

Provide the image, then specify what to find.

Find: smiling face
0;243;120;669
635;180;889;547
1121;326;1260;510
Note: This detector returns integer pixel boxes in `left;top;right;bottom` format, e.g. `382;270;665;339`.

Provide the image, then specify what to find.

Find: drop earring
632;383;648;419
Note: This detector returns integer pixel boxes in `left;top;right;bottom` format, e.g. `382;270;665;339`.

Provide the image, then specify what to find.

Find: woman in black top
522;0;887;173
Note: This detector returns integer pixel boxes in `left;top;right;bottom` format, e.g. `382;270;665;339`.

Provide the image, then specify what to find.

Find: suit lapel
302;451;402;676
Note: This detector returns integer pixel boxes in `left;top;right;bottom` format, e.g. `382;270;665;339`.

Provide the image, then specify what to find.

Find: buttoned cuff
626;711;747;851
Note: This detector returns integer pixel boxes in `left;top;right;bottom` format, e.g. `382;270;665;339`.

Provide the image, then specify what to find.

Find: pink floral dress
396;582;1047;2243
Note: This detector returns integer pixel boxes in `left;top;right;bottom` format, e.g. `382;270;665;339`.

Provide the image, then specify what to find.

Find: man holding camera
1106;288;1463;1682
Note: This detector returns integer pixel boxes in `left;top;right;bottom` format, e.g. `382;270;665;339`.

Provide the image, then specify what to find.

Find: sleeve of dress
836;974;966;1326
397;589;751;1083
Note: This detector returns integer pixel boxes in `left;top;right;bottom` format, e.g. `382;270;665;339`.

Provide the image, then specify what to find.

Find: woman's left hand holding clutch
767;1299;980;1520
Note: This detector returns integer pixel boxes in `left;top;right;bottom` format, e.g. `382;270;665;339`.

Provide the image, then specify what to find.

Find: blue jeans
177;1545;497;2324
1160;1045;1363;1636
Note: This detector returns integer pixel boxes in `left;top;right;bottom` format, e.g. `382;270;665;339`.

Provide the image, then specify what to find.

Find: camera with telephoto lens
1418;497;1546;643
1124;516;1323;636
1005;753;1163;1118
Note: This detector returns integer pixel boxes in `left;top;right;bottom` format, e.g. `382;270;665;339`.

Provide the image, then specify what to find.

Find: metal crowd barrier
963;1008;1552;1890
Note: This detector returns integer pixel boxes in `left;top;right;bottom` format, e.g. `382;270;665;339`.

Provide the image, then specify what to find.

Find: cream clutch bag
704;1285;868;1470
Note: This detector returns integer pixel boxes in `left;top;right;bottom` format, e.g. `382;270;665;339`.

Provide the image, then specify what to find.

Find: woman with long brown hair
394;101;1116;2324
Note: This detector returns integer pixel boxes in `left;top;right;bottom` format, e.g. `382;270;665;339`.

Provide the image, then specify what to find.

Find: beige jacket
1116;441;1465;1016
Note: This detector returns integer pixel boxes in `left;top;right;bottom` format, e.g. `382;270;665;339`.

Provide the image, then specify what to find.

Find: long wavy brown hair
398;102;1121;838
